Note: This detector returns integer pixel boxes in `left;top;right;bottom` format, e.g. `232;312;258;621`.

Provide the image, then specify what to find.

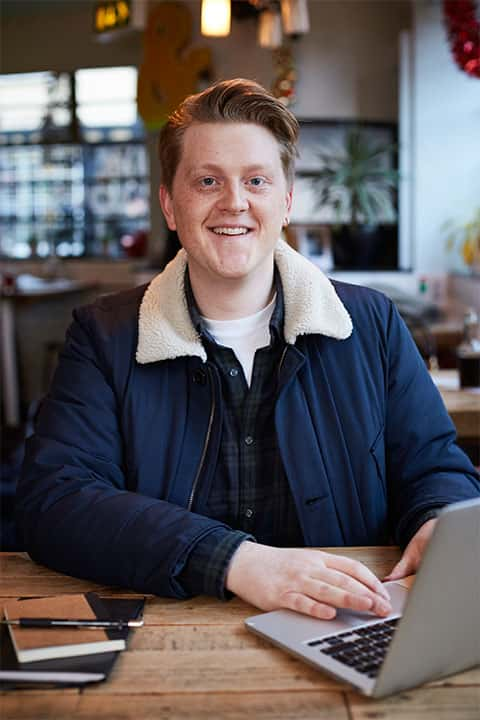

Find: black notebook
4;593;128;662
0;593;145;689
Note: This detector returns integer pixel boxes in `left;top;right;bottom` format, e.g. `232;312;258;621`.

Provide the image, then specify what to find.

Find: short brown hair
159;78;299;190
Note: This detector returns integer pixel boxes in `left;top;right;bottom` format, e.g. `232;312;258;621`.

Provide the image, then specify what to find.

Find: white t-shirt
201;295;276;386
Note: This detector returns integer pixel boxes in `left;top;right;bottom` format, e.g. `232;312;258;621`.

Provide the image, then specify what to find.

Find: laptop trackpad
245;582;409;645
336;581;408;629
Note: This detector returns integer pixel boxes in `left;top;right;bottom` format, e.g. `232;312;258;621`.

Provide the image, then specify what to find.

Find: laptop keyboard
307;617;400;678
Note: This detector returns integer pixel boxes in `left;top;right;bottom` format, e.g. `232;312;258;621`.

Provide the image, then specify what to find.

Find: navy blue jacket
16;243;480;597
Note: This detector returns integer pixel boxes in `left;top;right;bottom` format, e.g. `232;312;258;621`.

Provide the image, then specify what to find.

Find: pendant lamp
201;0;231;37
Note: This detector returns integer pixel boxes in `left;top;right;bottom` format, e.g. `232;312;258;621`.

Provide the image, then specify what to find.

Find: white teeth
212;227;249;235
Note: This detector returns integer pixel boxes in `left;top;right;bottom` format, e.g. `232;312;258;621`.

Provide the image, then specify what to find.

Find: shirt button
245;508;254;519
244;435;254;446
229;368;239;377
192;369;207;385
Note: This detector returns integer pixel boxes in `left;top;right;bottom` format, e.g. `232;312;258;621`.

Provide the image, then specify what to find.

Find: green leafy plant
311;128;399;231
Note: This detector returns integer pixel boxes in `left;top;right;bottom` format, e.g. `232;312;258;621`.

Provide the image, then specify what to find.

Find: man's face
159;122;292;290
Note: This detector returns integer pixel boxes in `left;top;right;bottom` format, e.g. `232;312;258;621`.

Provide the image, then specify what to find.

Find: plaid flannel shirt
177;268;304;599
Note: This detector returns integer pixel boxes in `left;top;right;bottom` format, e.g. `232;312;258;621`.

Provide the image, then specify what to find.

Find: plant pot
331;224;398;270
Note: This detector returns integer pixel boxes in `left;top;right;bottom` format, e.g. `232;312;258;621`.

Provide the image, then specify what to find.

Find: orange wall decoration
137;2;212;130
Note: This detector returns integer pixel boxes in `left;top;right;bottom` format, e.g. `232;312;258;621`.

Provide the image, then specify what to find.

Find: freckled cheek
173;196;214;227
261;201;287;224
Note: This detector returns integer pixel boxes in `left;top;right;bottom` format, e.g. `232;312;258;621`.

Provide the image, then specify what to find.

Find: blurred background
1;0;479;547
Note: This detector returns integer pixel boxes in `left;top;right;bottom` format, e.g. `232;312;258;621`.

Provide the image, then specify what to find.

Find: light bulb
281;0;310;36
258;9;283;49
201;0;231;38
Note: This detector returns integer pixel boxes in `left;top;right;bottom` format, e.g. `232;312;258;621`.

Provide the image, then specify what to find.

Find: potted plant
310;127;399;269
444;208;480;274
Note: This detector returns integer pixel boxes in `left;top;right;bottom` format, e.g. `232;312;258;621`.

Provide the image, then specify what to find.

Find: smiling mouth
210;226;252;236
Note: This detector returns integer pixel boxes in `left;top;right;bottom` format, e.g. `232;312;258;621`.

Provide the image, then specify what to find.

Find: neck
188;265;275;320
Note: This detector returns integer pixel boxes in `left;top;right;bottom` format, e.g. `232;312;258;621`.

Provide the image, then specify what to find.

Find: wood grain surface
433;369;480;439
1;550;479;720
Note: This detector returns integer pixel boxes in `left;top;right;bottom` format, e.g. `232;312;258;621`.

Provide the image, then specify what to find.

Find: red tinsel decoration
443;0;480;78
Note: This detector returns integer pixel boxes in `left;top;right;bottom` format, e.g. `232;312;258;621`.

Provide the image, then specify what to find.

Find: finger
384;553;416;581
322;553;391;601
319;567;392;613
303;576;390;616
304;577;374;612
320;567;385;600
283;591;337;620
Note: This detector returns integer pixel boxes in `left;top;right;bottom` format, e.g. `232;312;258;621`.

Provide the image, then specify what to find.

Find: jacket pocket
370;426;387;500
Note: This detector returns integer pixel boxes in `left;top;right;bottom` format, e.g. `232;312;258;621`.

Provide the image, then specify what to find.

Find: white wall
411;2;480;272
190;0;410;121
294;0;409;120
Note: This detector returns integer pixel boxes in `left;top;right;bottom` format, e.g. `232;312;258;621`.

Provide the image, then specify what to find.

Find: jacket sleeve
383;301;480;545
15;305;234;598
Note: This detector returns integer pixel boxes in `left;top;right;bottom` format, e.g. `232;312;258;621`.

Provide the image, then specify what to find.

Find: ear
284;186;293;223
159;185;177;231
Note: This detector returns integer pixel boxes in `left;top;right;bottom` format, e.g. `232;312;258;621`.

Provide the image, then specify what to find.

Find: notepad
3;594;126;663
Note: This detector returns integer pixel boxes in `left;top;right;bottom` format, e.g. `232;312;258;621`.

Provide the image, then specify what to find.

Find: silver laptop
245;497;480;698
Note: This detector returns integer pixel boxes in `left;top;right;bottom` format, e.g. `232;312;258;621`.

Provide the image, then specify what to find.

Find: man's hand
225;542;392;620
384;518;438;581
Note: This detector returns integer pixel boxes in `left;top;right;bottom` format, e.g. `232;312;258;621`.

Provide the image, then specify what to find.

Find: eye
248;177;266;187
200;176;217;187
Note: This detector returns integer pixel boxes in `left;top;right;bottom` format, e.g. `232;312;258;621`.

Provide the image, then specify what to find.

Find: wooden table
0;280;97;427
1;550;479;719
432;369;480;440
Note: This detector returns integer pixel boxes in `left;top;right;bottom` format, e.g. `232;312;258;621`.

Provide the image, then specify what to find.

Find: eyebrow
187;163;275;177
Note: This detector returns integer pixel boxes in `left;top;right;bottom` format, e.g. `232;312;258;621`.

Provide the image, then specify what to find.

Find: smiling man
17;79;480;621
159;121;290;320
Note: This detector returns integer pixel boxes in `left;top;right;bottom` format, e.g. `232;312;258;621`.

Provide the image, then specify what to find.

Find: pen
1;618;144;629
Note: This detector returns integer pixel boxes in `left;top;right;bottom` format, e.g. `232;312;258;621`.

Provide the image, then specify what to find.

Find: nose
218;180;249;213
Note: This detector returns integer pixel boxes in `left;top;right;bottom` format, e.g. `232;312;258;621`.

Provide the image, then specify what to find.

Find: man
17;79;479;621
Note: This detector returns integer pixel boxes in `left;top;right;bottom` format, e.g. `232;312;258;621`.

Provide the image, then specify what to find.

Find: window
0;145;84;259
0;72;72;144
76;67;143;142
0;67;149;259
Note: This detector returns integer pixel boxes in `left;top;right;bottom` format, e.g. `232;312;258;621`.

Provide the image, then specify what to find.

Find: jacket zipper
187;366;216;511
277;345;289;384
188;347;286;511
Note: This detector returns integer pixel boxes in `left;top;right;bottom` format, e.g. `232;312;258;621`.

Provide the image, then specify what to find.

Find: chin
212;264;253;281
211;250;256;276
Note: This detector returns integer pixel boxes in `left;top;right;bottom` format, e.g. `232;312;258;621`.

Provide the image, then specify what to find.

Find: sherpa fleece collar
136;239;352;364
